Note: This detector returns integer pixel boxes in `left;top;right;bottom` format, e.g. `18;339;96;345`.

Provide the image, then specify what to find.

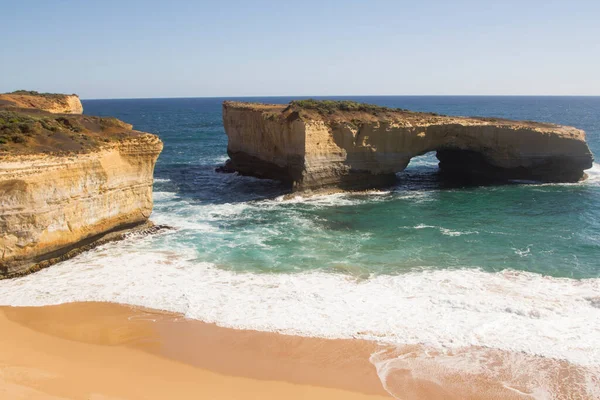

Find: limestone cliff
0;107;162;278
0;91;83;114
222;100;594;191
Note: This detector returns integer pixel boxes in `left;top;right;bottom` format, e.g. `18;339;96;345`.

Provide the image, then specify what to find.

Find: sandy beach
0;302;391;400
1;302;596;399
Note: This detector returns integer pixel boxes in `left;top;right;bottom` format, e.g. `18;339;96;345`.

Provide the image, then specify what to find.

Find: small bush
18;123;30;133
57;116;84;132
40;119;60;132
11;134;26;143
40;119;52;130
7;90;77;98
19;123;39;135
1;124;19;135
9;90;41;96
56;117;70;126
290;99;405;115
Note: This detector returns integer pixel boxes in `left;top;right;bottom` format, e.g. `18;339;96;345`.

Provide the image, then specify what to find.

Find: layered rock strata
222;101;594;191
0;104;162;278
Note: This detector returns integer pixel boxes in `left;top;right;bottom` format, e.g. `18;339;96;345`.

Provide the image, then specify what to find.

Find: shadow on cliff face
156;158;532;207
396;166;514;191
158;150;554;207
395;152;486;192
396;151;555;191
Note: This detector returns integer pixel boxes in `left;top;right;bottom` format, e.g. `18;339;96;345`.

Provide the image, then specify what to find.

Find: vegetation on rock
6;90;78;98
289;99;404;115
0;110;140;155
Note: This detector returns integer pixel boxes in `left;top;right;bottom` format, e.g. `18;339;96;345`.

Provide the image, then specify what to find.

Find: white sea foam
275;193;361;206
152;191;178;201
413;224;478;236
0;240;598;369
271;190;391;207
513;245;533;257
585;162;600;185
414;224;434;229
405;156;439;168
151;199;251;232
212;155;230;164
267;189;433;208
531;162;600;189
370;345;600;399
153;178;172;183
396;191;434;202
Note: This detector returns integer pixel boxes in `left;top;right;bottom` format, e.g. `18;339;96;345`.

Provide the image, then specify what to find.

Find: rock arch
222;101;594;192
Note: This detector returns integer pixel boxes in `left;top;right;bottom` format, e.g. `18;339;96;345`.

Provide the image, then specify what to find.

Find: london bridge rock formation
222;100;594;191
0;93;162;277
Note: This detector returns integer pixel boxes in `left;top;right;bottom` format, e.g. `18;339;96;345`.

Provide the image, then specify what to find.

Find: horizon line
81;94;600;101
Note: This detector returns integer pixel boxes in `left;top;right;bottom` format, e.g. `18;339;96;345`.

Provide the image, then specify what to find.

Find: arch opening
396;148;540;189
396;151;441;191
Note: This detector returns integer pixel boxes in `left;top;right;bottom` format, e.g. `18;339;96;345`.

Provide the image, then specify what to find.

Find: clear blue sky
1;0;599;99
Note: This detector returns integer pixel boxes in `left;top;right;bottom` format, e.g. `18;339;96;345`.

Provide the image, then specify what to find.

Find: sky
1;0;599;99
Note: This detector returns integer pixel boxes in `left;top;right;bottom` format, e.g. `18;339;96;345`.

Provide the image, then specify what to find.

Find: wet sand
0;302;390;400
0;302;596;399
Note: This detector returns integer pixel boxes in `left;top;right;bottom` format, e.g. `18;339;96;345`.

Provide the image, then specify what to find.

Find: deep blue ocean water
83;96;600;279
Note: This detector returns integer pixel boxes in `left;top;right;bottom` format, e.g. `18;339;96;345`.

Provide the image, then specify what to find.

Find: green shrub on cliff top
7;90;78;97
0;112;69;144
0;112;37;144
290;99;405;115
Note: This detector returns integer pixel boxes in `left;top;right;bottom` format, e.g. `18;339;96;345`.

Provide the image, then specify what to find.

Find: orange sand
0;302;390;400
0;302;595;399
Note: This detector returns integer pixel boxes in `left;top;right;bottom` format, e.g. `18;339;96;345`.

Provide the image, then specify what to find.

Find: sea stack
222;100;594;191
0;92;163;278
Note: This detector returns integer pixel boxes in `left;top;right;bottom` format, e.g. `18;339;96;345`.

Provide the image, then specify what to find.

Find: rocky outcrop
0;106;162;278
0;91;83;114
222;100;594;191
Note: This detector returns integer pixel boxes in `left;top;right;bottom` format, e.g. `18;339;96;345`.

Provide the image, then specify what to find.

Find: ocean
1;96;599;398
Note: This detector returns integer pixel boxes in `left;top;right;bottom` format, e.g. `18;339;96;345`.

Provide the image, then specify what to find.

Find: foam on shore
0;238;598;370
2;162;599;398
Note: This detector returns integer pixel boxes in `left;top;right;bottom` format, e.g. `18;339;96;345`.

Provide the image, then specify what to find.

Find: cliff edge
0;101;162;278
0;90;83;114
222;100;594;191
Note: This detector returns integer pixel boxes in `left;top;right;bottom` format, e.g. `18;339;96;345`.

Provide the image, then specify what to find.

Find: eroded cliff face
0;135;162;277
0;92;83;114
0;102;163;278
222;103;306;182
222;101;594;191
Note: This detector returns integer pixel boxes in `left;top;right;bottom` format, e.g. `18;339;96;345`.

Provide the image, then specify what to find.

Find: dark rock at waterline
215;159;236;174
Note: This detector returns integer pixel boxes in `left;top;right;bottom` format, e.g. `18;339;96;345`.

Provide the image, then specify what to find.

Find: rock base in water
221;100;594;191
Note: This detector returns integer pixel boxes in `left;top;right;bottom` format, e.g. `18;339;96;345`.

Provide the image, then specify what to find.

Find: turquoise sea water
1;97;599;397
84;96;600;279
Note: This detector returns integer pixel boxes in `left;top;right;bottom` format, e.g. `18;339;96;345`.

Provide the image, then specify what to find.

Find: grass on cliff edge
0;110;137;155
289;99;409;115
282;99;445;124
5;90;78;98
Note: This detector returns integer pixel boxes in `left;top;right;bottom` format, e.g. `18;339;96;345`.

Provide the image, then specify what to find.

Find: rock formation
222;100;594;191
0;97;162;278
0;91;83;114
